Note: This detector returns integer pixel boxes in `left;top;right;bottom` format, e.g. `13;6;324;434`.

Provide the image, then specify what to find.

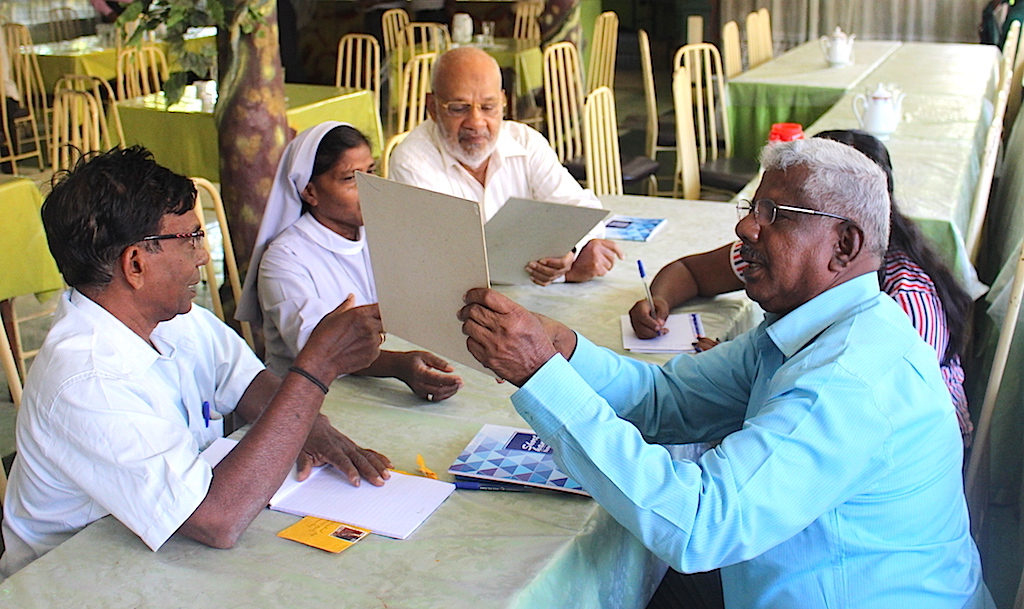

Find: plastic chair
380;130;409;179
54;74;125;149
587;11;618;93
381;7;410;58
48;6;77;41
672;65;700;200
757;7;774;62
336;33;381;110
398;22;449;71
191;178;255;350
396;52;436;135
687;15;703;45
583;86;622;196
1;323;22;409
639;29;675;195
1004;20;1024;133
116;43;169;100
513;1;543;46
50;89;103;172
2;23;48;170
543;41;585;165
721;20;743;79
674;42;759;192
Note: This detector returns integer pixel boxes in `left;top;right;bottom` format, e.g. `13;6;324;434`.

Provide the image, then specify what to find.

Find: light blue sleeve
511;332;895;574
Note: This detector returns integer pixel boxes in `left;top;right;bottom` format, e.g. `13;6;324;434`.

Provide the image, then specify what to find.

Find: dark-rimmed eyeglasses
439;100;505;118
139;229;205;249
737;199;854;226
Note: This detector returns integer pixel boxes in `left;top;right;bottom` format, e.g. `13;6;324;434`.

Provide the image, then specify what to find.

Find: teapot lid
831;26;847;38
870;83;893;99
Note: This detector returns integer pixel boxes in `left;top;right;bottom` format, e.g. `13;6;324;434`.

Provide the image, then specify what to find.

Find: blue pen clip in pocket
201;401;222;428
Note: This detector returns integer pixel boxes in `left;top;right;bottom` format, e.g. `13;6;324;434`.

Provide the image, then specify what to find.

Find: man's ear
121;244;146;290
426;92;437;121
830;222;865;271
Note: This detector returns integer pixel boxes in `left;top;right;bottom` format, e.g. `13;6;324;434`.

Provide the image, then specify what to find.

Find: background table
728;40;902;160
0;176;62;303
117;84;384;182
33;27;216;92
0;197;756;608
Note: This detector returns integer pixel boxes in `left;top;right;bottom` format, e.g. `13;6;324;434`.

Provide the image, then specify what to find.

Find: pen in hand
637;260;661;335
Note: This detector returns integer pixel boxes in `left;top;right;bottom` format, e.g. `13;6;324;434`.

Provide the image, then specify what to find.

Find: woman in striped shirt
629;130;974;447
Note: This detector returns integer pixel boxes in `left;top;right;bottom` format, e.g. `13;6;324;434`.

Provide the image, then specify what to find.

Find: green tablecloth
117;84;384;182
728;40;902;161
0;176;62;302
0;196;757;609
33;27;217;92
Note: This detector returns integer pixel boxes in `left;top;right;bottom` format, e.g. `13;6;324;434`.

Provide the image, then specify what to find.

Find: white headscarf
236;121;351;323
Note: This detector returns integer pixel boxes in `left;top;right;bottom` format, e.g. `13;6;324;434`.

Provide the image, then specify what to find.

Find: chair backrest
397;52;436;134
116;43;169;100
398;22;449;71
2;22;48;168
380;130;409;179
336;33;381;109
639;29;659;160
672;65;700;200
382;8;410;57
746;10;769;69
674;42;732;163
191;178;255;350
1004;20;1024;132
587;11;618;93
721;20;742;79
543;41;585;163
50;89;103;172
0;325;22;409
54;74;125;149
583;86;622;197
48;6;77;41
757;7;773;61
513;1;543;45
687;14;703;45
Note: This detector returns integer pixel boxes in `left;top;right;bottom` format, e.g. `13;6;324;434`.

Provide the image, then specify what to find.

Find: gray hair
431;47;502;94
759;138;890;256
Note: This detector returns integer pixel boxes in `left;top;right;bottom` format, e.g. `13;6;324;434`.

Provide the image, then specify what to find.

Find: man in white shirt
0;147;392;577
389;47;623;285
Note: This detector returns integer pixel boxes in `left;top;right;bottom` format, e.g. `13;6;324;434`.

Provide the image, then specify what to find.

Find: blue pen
637;260;656;314
202;401;211;428
455;480;530;492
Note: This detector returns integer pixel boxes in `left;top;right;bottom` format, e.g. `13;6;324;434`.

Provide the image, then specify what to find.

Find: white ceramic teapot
852;83;905;139
452;13;473;44
820;27;855;67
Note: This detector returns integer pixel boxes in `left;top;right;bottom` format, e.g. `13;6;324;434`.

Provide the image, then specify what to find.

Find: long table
733;42;1001;299
117;84;384;182
728;39;903;160
32;27;217;92
0;196;756;608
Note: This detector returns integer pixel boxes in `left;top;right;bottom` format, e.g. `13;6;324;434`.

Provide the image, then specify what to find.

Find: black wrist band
287;366;329;394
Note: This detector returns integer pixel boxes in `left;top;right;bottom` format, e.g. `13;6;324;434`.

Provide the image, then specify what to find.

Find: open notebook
201;438;455;539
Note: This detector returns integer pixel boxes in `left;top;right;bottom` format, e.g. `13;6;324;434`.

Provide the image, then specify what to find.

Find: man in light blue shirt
459;138;991;608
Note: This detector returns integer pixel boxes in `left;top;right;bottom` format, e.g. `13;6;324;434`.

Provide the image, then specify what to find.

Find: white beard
439;127;498;170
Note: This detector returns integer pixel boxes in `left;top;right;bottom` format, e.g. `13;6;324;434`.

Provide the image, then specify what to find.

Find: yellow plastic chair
587;11;618;93
381;7;410;59
336;33;381;110
396;52;437;135
687;15;703;45
2;23;48;171
398;22;449;70
543;41;585;165
745;11;769;69
757;7;774;61
721;20;743;79
672;65;700;200
380;130;409;180
639;29;675;195
673;42;758;193
50;89;103;173
1004;20;1024;133
190;178;255;350
116;43;169;100
513;1;543;46
54;74;125;149
583;86;622;197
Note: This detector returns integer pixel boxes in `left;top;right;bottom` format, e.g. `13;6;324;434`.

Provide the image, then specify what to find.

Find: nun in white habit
237;121;463;401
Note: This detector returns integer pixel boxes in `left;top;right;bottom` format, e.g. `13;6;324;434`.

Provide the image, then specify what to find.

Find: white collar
293;212;367;256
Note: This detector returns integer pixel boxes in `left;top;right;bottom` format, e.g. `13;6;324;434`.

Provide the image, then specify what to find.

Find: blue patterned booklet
604;215;667;242
448;424;590;496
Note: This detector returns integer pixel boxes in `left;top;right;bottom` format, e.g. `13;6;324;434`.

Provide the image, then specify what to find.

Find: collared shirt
0;289;264;577
729;240;972;445
258;213;376;377
512;273;990;608
389;119;604;227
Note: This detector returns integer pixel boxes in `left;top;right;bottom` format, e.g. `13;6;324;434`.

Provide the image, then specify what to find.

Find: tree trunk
216;0;289;277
